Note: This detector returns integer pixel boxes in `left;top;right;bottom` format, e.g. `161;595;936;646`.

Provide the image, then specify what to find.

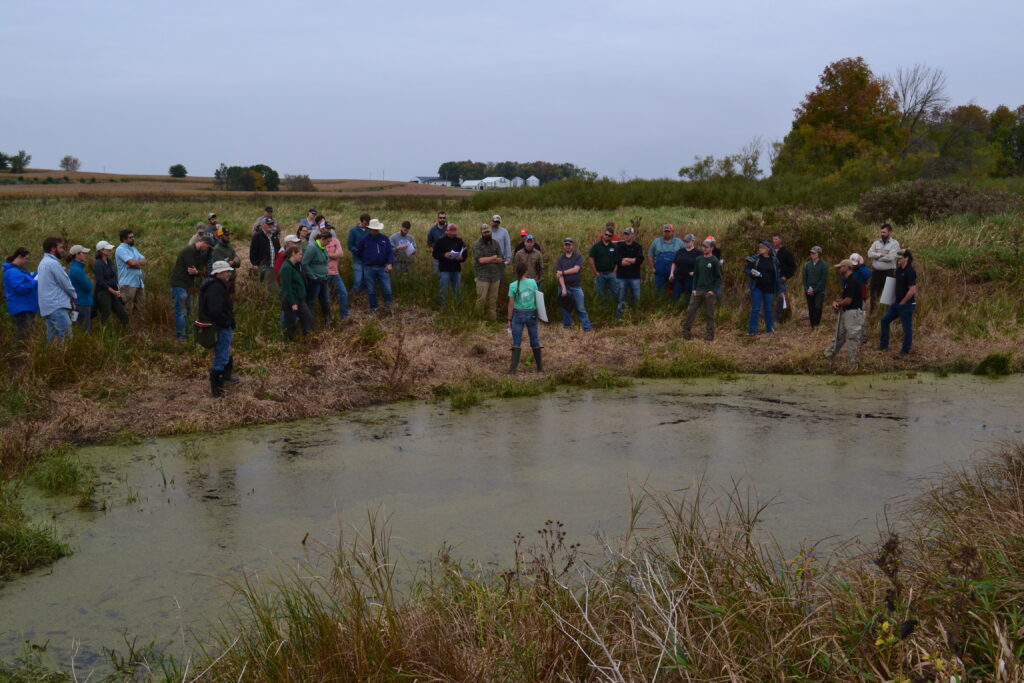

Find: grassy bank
0;198;1021;578
9;442;1016;680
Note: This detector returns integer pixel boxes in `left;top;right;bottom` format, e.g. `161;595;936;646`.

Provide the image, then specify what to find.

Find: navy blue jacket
355;232;395;267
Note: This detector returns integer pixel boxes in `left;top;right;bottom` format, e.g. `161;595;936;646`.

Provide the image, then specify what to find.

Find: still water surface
2;374;1021;667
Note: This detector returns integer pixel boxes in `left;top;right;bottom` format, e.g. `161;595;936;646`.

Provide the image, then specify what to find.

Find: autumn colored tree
772;57;906;177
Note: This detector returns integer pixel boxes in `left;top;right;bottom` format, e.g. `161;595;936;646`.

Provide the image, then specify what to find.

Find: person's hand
385;264;392;273
292;304;298;311
561;287;567;297
187;266;198;275
669;274;675;282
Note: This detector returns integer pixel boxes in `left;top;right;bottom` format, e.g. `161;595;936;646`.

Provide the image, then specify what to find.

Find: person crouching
199;260;237;397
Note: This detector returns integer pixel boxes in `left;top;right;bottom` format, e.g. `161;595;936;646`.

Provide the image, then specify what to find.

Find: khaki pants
476;279;500;319
825;309;865;363
682;291;716;340
120;285;145;316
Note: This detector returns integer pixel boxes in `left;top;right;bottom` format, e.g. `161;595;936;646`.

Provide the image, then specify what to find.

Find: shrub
168;164;187;178
726;205;862;262
972;351;1014;376
856;180;1023;225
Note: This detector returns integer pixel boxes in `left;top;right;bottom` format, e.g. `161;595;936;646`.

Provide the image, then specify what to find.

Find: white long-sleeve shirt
867;237;900;271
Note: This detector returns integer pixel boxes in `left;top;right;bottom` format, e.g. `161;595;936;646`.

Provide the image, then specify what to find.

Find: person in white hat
67;244;94;331
199;260;237;397
92;240;129;325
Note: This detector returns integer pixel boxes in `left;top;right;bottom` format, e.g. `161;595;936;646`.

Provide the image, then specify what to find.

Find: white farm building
526;175;540;187
460;179;484;190
410;176;452;187
480;176;512;189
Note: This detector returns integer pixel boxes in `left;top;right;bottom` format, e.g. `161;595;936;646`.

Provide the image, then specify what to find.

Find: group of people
3;206;919;395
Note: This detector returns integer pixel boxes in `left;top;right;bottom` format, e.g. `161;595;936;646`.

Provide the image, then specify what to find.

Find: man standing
867;223;900;314
426;211;449;273
347;213;372;295
199;261;236;397
556;237;592;331
772;233;797;322
211;227;241;287
745;241;778;336
648;224;684;298
824;259;865;367
669;233;699;302
36;236;76;344
389;220;417;274
251;206;278;237
115;228;146;316
615;227;644;318
879;248;917;356
354;219;395;314
682;239;723;341
473;224;505;320
489;214;513;318
169;235;214;339
248;218;282;292
802;246;828;328
431;223;467;309
588;224;619;301
512;235;543;282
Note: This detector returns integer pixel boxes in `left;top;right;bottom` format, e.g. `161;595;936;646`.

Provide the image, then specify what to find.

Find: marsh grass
142;443;1023;681
29;447;92;496
0;482;69;579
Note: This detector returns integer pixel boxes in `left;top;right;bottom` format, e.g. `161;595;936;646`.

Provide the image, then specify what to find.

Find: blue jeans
351;260;364;294
594;273;619;299
879;302;914;354
748;289;775;334
44;309;72;344
672;275;693;302
561;286;592;330
327;274;350;318
654;271;672;296
511;309;539;348
438;271;461;308
616;278;641;317
212;327;233;371
363;265;393;310
305;277;331;323
171;286;191;338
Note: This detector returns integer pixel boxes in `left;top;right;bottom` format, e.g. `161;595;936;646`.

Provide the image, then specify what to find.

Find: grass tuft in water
29;448;92;497
0;482;69;579
972;350;1015;377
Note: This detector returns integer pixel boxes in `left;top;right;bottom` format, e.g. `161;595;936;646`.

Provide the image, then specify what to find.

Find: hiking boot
507;347;522;375
531;346;544;373
210;370;226;398
224;356;240;383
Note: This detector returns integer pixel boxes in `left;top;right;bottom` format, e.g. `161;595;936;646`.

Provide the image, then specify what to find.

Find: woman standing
506;261;542;374
92;240;129;325
744;241;778;336
3;247;39;341
802;246;828;329
279;245;313;340
67;245;95;331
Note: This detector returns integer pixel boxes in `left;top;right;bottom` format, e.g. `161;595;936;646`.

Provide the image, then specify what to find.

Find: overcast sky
4;0;1020;181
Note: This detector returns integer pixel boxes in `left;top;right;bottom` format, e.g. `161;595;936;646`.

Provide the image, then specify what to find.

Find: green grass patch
634;351;737;378
29;448;93;496
0;483;69;579
973;350;1015;377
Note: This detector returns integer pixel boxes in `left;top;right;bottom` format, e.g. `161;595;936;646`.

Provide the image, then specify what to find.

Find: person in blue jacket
67;244;95;331
3;246;39;341
354;218;395;313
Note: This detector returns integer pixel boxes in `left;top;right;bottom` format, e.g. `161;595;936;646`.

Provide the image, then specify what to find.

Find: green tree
0;153;8;171
9;150;31;173
773;58;905;177
169;164;188;178
249;164;280;191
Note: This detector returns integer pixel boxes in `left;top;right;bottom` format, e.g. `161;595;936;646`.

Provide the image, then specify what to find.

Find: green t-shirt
508;278;538;310
588;241;619;273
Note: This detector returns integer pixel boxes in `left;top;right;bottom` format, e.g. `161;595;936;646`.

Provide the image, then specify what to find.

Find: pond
2;374;1021;670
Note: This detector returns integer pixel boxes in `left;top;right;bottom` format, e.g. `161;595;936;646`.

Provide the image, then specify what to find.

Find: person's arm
535;253;543;282
557;271;567;296
647;242;657;270
507;290;515;323
867;241;882;260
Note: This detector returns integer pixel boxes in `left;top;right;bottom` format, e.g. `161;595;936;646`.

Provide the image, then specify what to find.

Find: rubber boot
531;346;544;372
507;347;521;375
210;370;225;398
224;356;240;383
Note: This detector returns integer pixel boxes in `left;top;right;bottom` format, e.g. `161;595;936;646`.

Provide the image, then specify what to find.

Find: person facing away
169;235;214;339
824;259;865;367
506;261;542;374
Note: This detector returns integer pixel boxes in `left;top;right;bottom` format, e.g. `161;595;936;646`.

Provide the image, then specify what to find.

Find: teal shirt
509;278;539;310
302;240;329;280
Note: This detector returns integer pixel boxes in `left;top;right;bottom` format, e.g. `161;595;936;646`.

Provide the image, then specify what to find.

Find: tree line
436;160;596;185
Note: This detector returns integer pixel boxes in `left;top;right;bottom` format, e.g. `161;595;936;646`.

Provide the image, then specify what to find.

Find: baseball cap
525;234;536;241
810;246;822;254
492;214;502;222
480;223;492;234
519;228;529;236
207;212;217;219
623;227;635;235
95;240;116;251
264;206;273;212
759;240;771;248
216;227;231;237
283;235;301;244
563;237;574;244
897;248;912;259
683;233;696;242
68;244;90;256
836;259;854;268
